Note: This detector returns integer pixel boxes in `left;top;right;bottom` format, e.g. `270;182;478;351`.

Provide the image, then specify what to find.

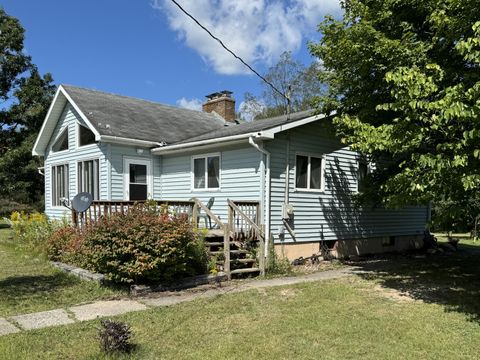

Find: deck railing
72;198;265;277
72;199;195;228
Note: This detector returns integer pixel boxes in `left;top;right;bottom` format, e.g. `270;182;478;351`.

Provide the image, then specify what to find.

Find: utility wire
169;0;291;114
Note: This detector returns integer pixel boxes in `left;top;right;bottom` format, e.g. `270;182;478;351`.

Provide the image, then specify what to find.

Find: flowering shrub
10;211;61;252
46;226;84;264
79;205;207;283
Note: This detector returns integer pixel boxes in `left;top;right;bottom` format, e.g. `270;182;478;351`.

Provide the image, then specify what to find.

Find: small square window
193;155;220;190
295;154;324;191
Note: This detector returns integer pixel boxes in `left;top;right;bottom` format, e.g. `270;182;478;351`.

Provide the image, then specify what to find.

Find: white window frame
294;152;326;193
191;153;221;192
50;162;70;208
50;126;70;154
76;122;97;149
76;158;100;200
123;157;153;200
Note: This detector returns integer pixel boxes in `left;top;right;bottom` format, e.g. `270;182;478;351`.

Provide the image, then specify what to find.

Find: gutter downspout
249;137;270;259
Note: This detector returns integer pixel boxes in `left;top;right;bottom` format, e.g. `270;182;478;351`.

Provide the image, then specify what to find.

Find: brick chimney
202;90;235;122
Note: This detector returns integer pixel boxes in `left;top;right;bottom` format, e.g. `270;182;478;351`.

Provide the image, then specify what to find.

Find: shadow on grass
0;272;78;303
347;244;480;322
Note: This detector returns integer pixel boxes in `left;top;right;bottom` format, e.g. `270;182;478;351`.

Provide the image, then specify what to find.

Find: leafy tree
310;0;480;229
240;51;322;120
0;8;55;211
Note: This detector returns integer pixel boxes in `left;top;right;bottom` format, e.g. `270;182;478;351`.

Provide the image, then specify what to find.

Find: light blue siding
160;145;261;222
265;121;427;243
109;145;161;200
44;104;107;220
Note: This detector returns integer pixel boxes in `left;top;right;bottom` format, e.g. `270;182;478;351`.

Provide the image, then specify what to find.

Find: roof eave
99;135;163;148
150;112;330;155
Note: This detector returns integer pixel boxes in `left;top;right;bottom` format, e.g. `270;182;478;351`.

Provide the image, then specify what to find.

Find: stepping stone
70;300;147;321
11;309;74;330
0;318;20;336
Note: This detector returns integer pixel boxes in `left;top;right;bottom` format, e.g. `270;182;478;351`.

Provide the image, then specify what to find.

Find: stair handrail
227;199;264;240
191;197;225;230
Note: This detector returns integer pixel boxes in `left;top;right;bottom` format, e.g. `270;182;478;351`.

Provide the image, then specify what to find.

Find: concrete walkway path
0;267;353;336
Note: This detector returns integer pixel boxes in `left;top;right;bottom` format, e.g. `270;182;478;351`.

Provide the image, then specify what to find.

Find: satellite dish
71;192;93;213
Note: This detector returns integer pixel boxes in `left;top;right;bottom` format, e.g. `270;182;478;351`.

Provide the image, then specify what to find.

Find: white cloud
152;0;341;75
176;97;203;111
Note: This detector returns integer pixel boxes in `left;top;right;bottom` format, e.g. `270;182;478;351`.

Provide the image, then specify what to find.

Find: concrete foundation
274;234;424;260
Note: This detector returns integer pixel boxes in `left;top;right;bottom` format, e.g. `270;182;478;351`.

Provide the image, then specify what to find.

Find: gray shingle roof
172;109;314;145
62;85;226;144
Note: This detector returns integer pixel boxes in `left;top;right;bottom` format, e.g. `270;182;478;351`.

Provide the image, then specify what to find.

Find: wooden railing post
71;209;78;228
259;224;266;276
224;204;232;280
192;200;199;228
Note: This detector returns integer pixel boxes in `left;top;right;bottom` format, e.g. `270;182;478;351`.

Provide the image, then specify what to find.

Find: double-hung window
77;159;99;199
51;164;69;206
192;154;220;190
295;154;324;191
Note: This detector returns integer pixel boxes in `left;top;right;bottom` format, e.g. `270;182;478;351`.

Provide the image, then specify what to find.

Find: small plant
10;211;64;253
266;244;292;276
98;319;133;354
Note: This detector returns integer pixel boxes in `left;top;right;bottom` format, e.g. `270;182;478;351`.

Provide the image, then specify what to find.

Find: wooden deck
73;198;265;278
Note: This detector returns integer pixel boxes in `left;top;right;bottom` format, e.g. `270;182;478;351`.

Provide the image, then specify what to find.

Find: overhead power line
169;0;291;111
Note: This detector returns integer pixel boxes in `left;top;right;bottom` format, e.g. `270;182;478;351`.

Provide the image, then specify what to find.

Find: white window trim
76;122;97;150
50;162;70;209
123;157;153;200
190;152;221;192
50;126;70;155
293;152;326;193
76;158;100;200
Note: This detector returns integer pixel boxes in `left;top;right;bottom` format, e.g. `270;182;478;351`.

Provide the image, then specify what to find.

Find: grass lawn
1;241;479;359
0;224;126;317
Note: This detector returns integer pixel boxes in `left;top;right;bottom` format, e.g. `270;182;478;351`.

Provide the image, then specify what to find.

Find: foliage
98;319;133;354
72;205;207;284
10;211;60;253
0;8;55;209
310;0;480;222
266;244;292;276
240;51;323;120
46;226;82;262
0;198;35;217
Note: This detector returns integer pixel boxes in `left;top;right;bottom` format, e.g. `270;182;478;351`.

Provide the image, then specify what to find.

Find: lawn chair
197;197;215;229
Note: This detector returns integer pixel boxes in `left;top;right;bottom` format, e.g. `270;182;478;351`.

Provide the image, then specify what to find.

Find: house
32;85;427;260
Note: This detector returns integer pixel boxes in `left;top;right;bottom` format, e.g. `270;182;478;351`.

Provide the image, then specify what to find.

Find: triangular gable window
52;128;69;152
78;124;96;146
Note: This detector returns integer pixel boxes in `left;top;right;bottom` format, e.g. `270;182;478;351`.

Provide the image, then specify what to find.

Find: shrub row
46;205;208;284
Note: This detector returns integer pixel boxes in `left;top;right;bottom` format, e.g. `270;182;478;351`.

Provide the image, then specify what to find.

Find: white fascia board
99;135;162;148
32;87;63;156
261;112;331;138
59;86;101;140
32;85;104;156
151;132;273;155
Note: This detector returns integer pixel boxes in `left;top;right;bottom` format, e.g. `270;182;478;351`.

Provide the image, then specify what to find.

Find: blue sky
2;0;340;113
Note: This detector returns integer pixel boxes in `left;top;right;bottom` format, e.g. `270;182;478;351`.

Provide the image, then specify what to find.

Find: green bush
76;205;207;284
47;226;82;262
10;211;62;253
